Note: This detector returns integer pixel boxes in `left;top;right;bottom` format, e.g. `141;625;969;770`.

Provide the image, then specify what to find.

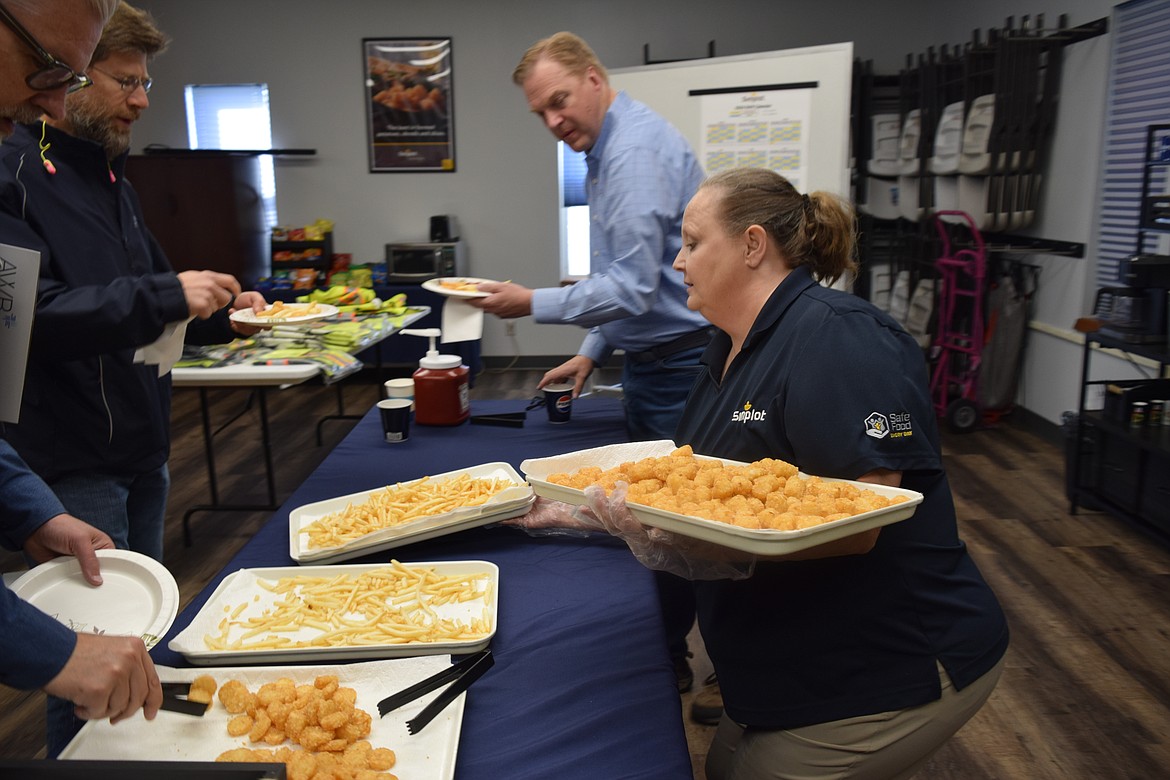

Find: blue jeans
44;464;170;757
50;464;169;562
621;343;705;662
620;343;706;442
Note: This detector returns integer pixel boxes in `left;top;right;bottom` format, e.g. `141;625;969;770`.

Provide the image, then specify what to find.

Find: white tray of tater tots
169;560;498;665
60;656;463;779
521;441;924;556
288;462;535;564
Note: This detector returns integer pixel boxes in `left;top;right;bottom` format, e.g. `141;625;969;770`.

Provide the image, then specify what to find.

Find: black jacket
0;122;235;482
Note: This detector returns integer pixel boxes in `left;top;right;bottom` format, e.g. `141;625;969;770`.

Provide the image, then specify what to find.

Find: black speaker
430;215;458;242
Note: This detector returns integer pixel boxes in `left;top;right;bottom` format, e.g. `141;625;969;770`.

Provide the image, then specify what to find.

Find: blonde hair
89;1;168;64
700;168;857;285
513;31;608;86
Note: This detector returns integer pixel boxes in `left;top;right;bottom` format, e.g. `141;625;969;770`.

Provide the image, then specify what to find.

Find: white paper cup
384;378;415;410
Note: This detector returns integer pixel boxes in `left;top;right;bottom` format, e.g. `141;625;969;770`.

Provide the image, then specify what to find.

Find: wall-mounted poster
363;37;454;172
694;83;814;190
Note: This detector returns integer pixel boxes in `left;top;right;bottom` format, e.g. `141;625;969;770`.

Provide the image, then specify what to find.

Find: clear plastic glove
584;482;756;581
500;497;606;538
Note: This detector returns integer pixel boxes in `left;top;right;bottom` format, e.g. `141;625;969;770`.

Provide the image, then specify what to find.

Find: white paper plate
169;560;498;665
290;462;534;564
11;549;178;649
59;656;465;780
521;441;924;556
229;302;339;326
421;277;497;299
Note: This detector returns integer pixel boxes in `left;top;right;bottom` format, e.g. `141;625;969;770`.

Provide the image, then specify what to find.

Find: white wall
131;0;937;361
130;0;1125;425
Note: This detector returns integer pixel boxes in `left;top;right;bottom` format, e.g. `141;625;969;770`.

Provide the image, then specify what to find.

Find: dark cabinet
125;151;268;287
1095;429;1142;513
1141;449;1170;533
1071;332;1170;540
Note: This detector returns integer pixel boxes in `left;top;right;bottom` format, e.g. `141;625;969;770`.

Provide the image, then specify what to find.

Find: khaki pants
706;655;1006;780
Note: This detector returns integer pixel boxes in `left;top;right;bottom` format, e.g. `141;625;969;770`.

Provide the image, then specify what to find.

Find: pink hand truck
928;211;987;433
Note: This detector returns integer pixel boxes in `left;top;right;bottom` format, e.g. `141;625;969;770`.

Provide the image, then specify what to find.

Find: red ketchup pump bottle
402;328;469;426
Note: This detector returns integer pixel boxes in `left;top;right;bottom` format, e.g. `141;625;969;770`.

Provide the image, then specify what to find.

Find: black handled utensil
377;650;494;734
159;682;210;717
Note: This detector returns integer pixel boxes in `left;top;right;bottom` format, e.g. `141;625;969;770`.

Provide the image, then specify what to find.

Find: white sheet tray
169;560;498;665
289;462;534;564
521;440;924;556
60;656;465;780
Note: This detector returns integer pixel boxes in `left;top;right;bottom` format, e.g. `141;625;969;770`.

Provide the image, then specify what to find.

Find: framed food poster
363;37;455;172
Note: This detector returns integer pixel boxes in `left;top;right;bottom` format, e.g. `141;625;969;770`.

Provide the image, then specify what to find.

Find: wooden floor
3;368;1170;780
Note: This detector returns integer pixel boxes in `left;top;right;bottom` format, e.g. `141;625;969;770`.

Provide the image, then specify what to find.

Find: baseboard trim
1001;405;1063;447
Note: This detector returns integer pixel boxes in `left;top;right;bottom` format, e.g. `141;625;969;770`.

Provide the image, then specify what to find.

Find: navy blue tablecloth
153;397;694;779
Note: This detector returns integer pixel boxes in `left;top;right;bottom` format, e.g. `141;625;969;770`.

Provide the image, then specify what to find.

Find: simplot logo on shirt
732;401;767;424
864;411;914;439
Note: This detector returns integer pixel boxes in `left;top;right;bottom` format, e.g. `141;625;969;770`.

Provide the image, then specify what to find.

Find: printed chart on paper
700;87;813;189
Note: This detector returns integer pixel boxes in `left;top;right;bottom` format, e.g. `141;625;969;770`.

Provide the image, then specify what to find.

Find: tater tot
368;747;396;770
297;725;332;751
263;727;287;746
188;674;217;706
219;679;252;714
248;709;272;742
227;714;253;737
217;747;260;762
314;675;340;697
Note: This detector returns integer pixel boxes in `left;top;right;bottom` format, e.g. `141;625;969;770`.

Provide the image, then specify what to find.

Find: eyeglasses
91;66;152;95
0;1;92;93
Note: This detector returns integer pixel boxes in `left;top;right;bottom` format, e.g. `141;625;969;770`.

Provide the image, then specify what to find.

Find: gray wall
131;0;1121;424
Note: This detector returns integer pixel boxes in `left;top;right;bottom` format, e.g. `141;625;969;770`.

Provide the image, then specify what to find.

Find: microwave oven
384;241;465;283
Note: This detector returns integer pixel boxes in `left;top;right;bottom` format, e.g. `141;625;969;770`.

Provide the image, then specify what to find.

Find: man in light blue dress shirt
474;31;714;709
476;31;710;442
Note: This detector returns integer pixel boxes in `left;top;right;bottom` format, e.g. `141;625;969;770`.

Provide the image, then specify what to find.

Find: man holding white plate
0;2;266;566
0;0;163;756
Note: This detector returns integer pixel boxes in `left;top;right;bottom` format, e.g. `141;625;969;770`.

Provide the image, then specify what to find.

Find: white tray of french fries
60;656;464;780
520;441;924;556
169;560;498;665
289;462;535;564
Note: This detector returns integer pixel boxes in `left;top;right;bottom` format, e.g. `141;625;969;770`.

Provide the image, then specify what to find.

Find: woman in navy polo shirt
670;168;1008;779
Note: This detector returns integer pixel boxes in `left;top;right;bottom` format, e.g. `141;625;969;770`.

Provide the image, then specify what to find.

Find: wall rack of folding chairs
848;12;1104;425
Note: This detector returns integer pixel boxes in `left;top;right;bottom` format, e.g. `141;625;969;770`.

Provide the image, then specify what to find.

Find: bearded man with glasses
0;0;265;596
0;0;171;761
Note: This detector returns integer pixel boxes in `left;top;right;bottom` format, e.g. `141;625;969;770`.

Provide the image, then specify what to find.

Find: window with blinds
183;83;278;230
1097;0;1170;286
560;141;590;278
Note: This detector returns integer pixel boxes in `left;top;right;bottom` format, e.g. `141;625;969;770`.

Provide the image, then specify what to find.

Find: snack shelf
271;234;334;285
